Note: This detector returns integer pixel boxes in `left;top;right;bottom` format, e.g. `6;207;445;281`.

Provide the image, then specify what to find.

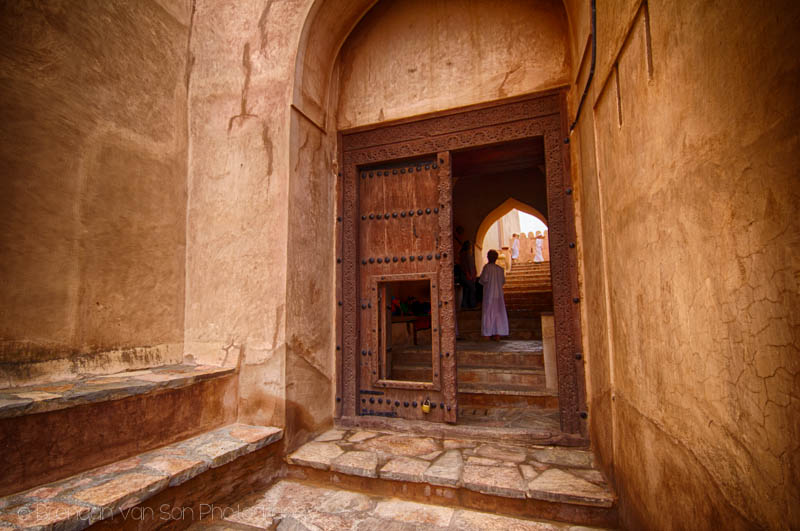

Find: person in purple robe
479;250;509;341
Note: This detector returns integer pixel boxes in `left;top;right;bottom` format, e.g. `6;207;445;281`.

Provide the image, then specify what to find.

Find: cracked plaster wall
0;0;191;387
186;0;300;430
566;0;800;528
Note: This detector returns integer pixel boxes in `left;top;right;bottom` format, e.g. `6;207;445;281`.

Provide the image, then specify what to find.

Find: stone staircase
0;365;284;530
386;340;563;446
504;260;553;312
458;308;542;341
391;345;545;388
457;261;552;341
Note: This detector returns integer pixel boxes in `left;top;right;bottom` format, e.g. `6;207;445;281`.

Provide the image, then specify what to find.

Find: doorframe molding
336;89;587;434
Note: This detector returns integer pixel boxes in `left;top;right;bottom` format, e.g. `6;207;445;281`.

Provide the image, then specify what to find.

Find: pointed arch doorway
473;198;548;273
335;91;587;436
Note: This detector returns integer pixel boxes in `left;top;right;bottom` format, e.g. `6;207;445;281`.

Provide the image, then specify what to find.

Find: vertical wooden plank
412;162;437;271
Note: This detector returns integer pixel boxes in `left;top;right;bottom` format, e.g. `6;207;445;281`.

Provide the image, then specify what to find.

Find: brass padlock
421;399;431;414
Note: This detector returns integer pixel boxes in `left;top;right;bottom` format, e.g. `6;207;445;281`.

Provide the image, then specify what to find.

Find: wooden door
341;151;457;423
337;91;585;434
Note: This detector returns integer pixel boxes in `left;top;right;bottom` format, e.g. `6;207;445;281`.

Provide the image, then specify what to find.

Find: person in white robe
511;233;520;261
479;250;509;340
533;231;545;262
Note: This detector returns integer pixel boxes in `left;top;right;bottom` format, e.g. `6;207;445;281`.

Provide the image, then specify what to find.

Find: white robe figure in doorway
511;233;520;261
533;231;545;262
479;250;509;341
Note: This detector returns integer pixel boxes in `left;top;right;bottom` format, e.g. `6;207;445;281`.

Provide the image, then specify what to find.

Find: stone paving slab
0;364;235;419
0;424;282;531
190;480;606;530
286;428;615;509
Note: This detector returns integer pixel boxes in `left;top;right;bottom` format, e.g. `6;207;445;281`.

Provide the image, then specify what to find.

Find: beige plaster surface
185;0;310;431
186;0;337;447
285;108;338;449
566;0;800;528
0;1;190;386
336;0;571;129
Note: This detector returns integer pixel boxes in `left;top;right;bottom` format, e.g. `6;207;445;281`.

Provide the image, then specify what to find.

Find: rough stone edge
0;423;283;530
0;365;236;420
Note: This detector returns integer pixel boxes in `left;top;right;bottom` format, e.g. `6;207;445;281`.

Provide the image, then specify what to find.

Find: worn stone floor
287;429;613;507
189;480;605;530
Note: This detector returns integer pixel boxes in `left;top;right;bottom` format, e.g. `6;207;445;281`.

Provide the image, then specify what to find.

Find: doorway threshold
336;415;587;447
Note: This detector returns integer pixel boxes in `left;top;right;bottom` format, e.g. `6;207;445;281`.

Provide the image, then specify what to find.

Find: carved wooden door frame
335;89;587;434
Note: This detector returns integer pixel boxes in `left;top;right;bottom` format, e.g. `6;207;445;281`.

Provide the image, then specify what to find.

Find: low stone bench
0;424;283;530
0;364;239;497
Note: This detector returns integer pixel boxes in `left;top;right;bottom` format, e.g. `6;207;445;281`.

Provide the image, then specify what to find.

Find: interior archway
475;197;548;253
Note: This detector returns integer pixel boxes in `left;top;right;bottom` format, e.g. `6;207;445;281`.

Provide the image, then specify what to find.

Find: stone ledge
0;364;235;419
0;424;282;531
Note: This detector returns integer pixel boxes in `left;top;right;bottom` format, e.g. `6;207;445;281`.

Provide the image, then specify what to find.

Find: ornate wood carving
342;95;560;151
436;151;457;423
338;92;586;433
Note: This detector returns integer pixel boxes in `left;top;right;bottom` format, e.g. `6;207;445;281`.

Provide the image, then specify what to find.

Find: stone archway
288;0;582;433
474;197;548;268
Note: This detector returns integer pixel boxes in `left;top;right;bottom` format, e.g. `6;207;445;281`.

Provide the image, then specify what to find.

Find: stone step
505;281;551;288
459;383;559;408
0;364;238;497
504;292;554;299
505;277;552;284
392;365;546;387
504;291;552;298
504;307;550;313
510;263;550;268
396;344;543;368
459;349;544;369
188;479;613;530
459;367;546;386
0;424;283;530
457;314;540;326
505;306;553;314
505;283;551;289
505;280;552;286
459;309;541;319
458;316;541;327
285;428;616;527
458;329;542;341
